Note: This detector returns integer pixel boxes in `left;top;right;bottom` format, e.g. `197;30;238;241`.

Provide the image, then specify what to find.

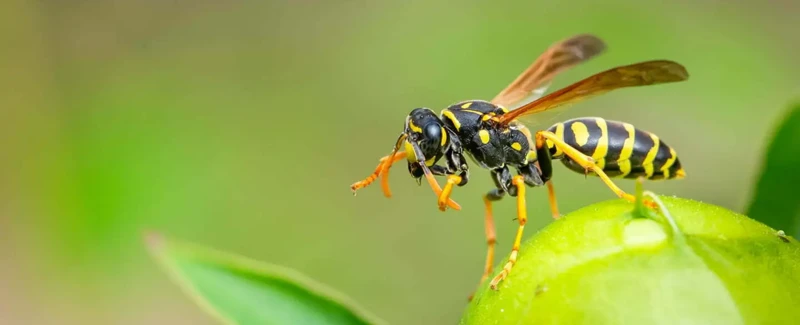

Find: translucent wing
491;34;606;109
497;60;689;125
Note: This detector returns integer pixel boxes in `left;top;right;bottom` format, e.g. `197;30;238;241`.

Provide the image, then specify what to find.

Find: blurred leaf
145;232;388;325
462;196;800;324
746;102;800;237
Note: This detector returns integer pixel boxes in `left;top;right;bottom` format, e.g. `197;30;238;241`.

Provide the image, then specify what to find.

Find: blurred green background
2;0;798;324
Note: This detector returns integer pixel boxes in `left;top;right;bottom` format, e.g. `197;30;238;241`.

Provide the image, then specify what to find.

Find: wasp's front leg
350;133;408;197
437;149;470;211
407;140;462;210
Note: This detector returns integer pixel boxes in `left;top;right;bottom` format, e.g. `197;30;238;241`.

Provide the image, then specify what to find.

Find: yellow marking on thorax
618;123;636;176
513;123;536;161
481;113;494;122
548;123;565;157
592;118;609;169
479;130;491;144
440;127;447;147
441;110;461;131
516;124;535;148
462;109;483;115
408;119;422;133
511;142;522;151
661;147;677;178
526;150;537;162
498;105;509;113
461;101;473;109
643;133;660;177
571;122;590;147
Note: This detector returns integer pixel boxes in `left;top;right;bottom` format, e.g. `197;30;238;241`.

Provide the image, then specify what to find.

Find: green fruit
461;196;800;325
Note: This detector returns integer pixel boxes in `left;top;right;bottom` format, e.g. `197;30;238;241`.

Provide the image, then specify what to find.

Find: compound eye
424;123;441;139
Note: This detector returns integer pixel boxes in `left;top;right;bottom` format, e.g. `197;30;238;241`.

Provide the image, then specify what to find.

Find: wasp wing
491;34;606;109
497;60;689;125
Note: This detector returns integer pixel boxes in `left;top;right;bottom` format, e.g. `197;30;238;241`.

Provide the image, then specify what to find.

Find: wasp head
403;107;448;180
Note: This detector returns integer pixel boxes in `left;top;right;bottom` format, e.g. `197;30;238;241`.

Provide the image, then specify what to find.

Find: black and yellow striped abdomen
546;117;685;180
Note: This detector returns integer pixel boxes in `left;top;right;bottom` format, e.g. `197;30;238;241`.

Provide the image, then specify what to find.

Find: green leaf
145;232;388;325
747;102;800;237
461;196;800;325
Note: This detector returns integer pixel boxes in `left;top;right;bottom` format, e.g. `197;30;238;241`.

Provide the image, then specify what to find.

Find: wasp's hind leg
519;161;560;219
535;130;657;209
525;144;562;219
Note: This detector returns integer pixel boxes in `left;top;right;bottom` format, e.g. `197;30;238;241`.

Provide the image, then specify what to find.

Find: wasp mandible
350;34;688;293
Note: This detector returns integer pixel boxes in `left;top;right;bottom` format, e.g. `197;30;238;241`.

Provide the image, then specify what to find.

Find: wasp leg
351;133;408;197
350;151;408;197
428;165;450;176
489;175;528;290
518;162;559;219
467;167;510;301
481;188;504;280
546;181;560;219
378;151;407;197
437;172;469;211
437;148;470;211
467;188;504;300
407;141;462;210
530;141;561;219
535;131;656;208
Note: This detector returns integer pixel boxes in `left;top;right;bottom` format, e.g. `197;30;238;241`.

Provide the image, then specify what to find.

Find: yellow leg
350;150;460;210
489;175;527;290
379;151;406;197
419;165;462;210
437;175;462;211
468;193;499;301
536;131;657;209
546;180;560;219
350;151;407;197
480;194;498;285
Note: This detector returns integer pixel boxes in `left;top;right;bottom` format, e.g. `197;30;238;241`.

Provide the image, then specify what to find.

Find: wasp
350;34;688;294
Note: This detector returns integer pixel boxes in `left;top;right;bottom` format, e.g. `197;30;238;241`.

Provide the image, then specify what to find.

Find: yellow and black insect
350;34;688;294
